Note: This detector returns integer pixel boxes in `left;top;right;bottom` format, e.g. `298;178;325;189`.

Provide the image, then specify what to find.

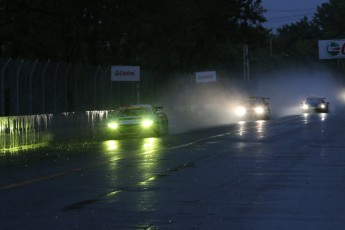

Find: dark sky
262;0;328;31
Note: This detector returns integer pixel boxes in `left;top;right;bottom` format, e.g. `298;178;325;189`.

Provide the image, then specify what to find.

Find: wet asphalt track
0;111;345;229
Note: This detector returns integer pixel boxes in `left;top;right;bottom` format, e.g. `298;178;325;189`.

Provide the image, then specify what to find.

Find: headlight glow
108;122;118;129
302;104;309;110
142;119;153;128
255;106;264;114
320;104;325;109
235;107;246;116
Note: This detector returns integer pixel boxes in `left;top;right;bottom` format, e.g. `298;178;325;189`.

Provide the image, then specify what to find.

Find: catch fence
0;58;199;116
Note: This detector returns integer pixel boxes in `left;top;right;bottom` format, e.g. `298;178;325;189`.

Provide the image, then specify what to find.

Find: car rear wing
246;96;270;103
154;106;164;113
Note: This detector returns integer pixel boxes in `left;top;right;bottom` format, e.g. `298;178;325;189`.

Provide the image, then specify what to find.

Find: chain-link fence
0;58;205;116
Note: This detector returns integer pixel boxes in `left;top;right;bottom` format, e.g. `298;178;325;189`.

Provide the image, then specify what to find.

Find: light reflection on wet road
237;120;266;138
1;111;345;229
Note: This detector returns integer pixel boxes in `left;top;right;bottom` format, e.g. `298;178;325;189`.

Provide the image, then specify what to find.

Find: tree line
0;0;345;75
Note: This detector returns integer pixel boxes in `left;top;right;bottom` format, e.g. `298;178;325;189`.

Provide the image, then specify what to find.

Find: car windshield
242;98;264;106
306;98;324;103
118;108;151;117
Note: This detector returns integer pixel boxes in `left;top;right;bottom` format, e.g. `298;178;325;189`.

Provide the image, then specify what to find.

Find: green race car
106;104;168;138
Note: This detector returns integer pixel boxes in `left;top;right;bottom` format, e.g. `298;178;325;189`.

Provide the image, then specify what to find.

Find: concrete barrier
0;111;109;152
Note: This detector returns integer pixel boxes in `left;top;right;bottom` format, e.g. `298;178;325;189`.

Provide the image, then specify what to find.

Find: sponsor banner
111;66;140;81
318;39;345;59
195;71;217;83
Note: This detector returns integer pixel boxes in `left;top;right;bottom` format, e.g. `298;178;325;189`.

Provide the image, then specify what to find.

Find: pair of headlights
302;103;326;110
235;106;265;116
107;119;154;129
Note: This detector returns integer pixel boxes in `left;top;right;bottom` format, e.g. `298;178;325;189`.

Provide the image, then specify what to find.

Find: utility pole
270;37;273;56
243;44;250;80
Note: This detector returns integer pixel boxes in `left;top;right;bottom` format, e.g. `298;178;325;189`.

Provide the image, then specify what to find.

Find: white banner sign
111;66;140;81
318;39;345;59
195;71;217;83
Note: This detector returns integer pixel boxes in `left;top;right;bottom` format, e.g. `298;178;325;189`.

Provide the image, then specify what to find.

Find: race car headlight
320;104;326;109
255;106;264;114
235;107;246;116
302;104;309;110
108;122;118;129
142;119;153;128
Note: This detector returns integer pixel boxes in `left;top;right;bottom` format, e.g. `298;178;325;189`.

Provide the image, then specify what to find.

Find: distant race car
301;97;329;113
234;97;270;120
106;104;168;137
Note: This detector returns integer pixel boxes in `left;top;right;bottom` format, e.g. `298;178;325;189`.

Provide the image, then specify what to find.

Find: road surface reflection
237;120;266;138
103;137;162;155
303;112;328;124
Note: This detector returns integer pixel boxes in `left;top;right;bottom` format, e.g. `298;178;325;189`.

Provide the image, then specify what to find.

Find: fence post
53;63;61;113
93;65;100;109
64;63;72;112
1;58;11;116
136;83;140;104
102;65;110;109
29;59;38;114
16;59;25;115
84;66;91;110
73;63;82;111
42;59;50;113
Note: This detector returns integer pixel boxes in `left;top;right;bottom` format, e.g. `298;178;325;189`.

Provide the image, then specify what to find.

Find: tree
275;17;320;60
314;0;345;39
0;0;268;72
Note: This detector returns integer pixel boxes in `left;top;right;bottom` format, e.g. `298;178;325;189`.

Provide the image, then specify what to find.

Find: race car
106;104;168;138
301;97;329;113
234;97;270;120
